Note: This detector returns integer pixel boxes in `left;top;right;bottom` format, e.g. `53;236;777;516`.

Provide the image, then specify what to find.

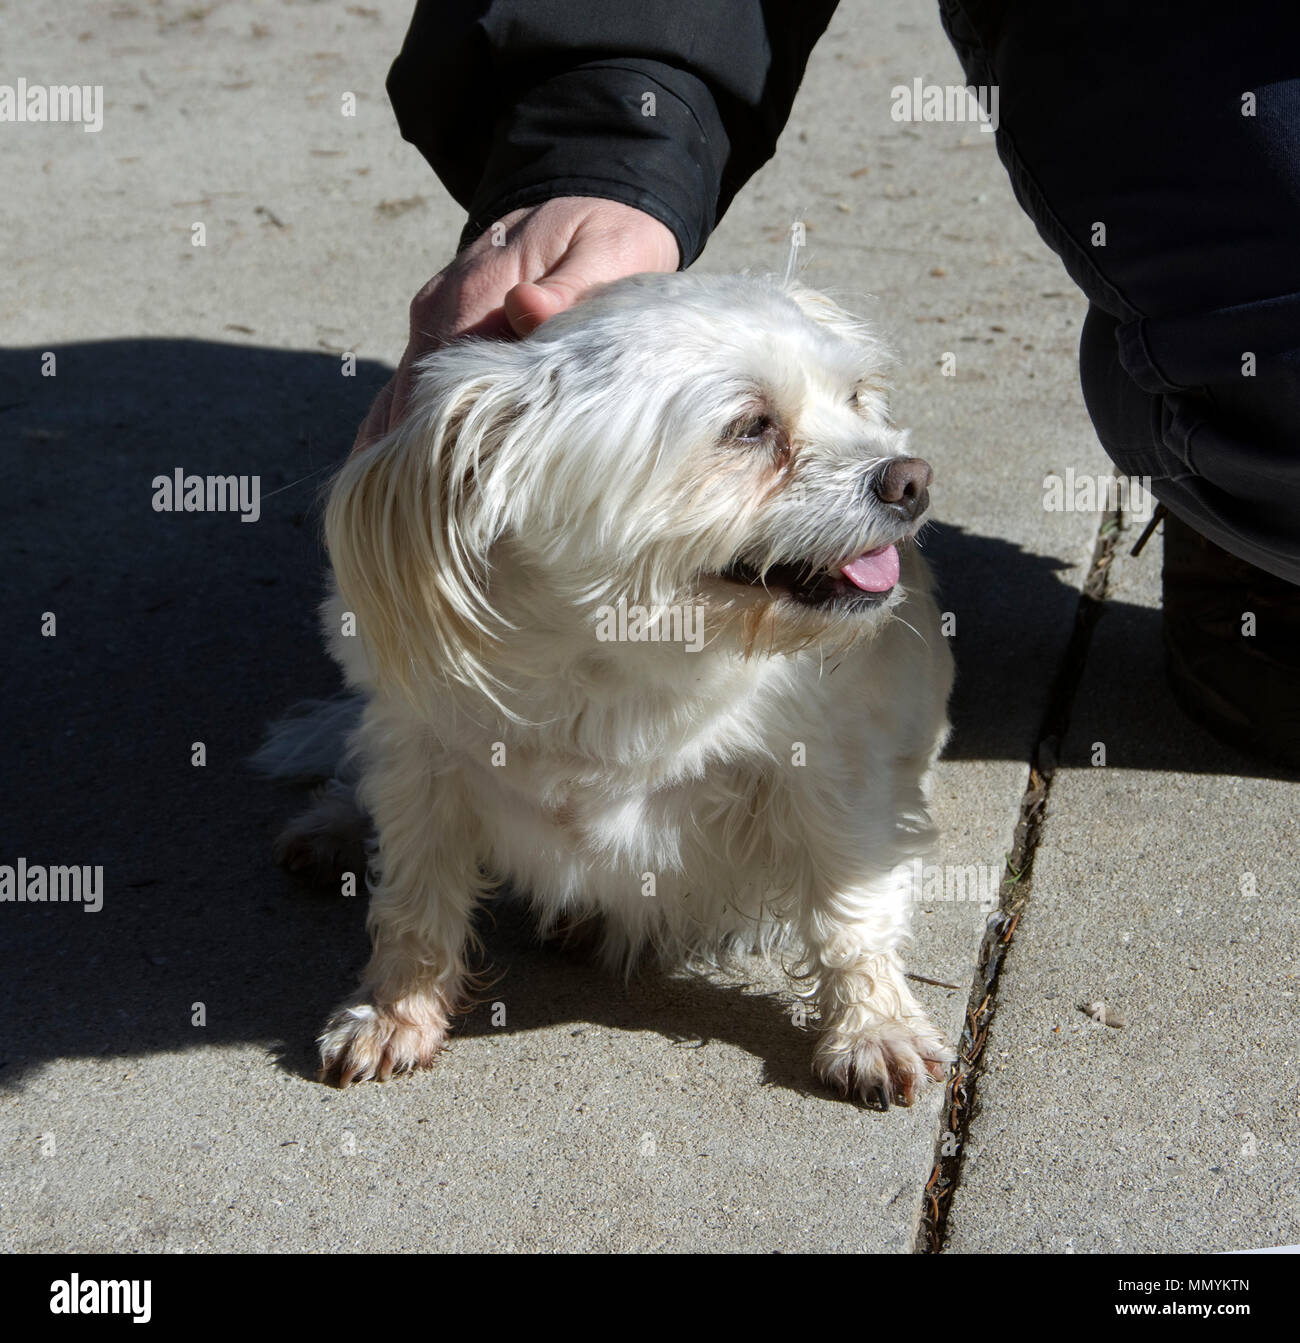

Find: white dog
260;272;954;1107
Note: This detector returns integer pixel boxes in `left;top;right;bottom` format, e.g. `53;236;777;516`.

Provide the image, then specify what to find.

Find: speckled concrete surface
9;0;1280;1256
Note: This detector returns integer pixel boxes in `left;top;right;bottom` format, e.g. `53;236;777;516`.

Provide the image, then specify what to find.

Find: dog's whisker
892;614;931;649
258;462;334;503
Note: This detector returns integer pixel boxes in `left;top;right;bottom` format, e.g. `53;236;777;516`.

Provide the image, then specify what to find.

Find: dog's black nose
872;456;932;521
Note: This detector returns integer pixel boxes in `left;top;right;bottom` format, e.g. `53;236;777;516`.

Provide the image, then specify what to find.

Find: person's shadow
0;338;1289;1090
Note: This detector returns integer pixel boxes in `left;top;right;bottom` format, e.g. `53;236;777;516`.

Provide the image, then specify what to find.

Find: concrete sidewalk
946;529;1300;1253
2;0;1295;1253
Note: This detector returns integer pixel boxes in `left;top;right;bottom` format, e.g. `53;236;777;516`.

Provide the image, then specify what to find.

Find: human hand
354;196;680;451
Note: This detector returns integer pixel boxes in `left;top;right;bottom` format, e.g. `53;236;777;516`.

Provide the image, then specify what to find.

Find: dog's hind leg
317;702;491;1087
273;778;370;882
256;694;370;882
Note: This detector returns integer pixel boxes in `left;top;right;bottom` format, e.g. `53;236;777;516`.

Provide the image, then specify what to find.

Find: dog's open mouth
719;542;902;610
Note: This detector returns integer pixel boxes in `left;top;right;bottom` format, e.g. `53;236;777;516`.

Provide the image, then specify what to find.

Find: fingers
501;199;680;335
354;196;681;452
351;374;396;454
502;279;566;336
382;361;416;440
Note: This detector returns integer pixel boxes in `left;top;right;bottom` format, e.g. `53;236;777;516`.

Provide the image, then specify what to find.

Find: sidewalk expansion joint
915;507;1124;1252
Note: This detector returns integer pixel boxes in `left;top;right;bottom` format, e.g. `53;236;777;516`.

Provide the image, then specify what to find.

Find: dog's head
326;272;934;710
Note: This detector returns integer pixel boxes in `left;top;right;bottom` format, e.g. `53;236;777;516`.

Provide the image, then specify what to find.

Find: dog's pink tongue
841;544;899;592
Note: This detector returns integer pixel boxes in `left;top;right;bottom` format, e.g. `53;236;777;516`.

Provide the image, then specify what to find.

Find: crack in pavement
916;507;1124;1252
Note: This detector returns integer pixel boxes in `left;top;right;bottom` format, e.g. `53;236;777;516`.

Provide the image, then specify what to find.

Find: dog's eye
731;414;774;442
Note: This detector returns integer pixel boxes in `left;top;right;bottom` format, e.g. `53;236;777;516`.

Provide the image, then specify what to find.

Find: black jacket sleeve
386;1;840;266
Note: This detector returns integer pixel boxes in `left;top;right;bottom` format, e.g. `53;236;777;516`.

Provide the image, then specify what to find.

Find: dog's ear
324;344;532;714
782;281;892;422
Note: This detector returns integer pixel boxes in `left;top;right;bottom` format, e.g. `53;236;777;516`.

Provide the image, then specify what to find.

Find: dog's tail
251;693;363;783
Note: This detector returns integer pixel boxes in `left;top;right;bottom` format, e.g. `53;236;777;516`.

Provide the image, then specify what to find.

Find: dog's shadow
269;896;819;1098
1;337;1289;1090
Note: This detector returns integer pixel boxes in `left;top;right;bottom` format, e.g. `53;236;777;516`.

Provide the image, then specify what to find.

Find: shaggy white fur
260;272;955;1107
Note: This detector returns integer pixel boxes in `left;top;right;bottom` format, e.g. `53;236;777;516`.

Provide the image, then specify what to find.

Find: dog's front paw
813;1019;953;1109
317;994;448;1087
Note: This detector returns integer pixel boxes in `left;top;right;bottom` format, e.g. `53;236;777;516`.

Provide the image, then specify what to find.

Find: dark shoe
1161;511;1300;768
